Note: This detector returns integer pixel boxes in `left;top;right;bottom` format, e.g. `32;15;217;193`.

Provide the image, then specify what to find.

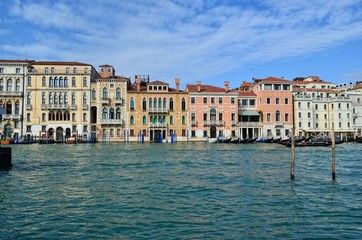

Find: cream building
90;65;129;142
26;61;97;142
0;60;33;140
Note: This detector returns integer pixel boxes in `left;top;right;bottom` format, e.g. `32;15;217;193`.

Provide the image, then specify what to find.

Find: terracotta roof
238;91;256;97
98;75;129;81
240;82;252;87
99;64;113;67
186;84;226;93
148;80;169;85
33;61;91;66
0;59;35;63
254;76;292;84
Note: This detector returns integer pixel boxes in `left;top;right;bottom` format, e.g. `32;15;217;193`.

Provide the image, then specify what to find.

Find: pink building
252;77;294;139
186;81;238;140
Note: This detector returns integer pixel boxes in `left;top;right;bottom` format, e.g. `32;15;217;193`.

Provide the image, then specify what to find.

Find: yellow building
0;60;33;140
127;77;188;142
26;61;97;142
90;65;129;142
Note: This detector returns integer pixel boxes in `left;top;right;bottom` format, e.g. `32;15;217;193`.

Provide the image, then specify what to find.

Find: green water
0;142;361;239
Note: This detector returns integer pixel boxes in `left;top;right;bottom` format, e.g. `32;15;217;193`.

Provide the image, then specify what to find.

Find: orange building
252;77;294;139
127;77;188;142
186;81;238;141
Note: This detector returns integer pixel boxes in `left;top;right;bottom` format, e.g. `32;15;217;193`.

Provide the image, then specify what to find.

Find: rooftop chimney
136;78;141;92
224;81;229;93
175;78;180;92
197;81;201;93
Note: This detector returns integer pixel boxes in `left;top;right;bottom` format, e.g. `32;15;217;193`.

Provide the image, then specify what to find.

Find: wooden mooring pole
332;126;336;180
290;127;295;180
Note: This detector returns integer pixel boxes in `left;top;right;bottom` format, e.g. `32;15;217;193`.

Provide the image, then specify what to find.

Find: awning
238;110;260;116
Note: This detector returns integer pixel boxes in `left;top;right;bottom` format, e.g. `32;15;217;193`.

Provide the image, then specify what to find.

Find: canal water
1;142;361;239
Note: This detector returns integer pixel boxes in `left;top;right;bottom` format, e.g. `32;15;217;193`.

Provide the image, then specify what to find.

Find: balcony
231;120;237;126
148;108;169;114
203;120;224;126
102;98;109;105
47;104;69;110
275;121;284;127
149;122;168;128
82;104;88;110
0;91;23;97
71;104;77;110
41;104;47;110
25;104;32;110
91;98;97;104
238;122;262;127
115;98;123;105
2;114;22;120
191;120;197;126
100;119;124;126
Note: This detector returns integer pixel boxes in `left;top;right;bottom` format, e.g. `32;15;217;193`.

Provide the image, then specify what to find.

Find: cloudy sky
1;0;362;88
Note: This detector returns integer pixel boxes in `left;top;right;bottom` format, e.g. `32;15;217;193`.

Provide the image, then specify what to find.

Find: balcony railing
231;120;237;126
238;122;262;127
191;120;197;126
71;104;77;110
25;104;32;110
47;104;69;110
0;91;23;97
149;122;168;128
102;98;109;105
41;104;47;110
115;98;123;105
100;119;124;126
148;108;169;114
82;104;88;110
275;121;284;127
203;120;224;126
2;114;22;120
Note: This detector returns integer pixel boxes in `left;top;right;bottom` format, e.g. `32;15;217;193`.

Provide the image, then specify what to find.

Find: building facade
26;61;97;141
186;81;238;140
90;65;129;142
127;78;188;142
0;60;33;140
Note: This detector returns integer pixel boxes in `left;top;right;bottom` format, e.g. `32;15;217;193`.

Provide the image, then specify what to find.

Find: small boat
208;138;218;143
286;140;344;147
247;137;257;143
230;138;249;144
355;138;362;143
257;137;274;143
216;137;232;143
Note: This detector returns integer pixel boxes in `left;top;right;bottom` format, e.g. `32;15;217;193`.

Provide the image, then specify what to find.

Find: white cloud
2;0;362;86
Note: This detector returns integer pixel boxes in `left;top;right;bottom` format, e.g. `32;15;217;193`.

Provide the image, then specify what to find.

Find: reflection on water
0;142;361;239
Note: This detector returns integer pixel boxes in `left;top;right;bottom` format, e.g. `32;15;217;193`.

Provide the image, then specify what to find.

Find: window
16;80;20;91
42;93;46;104
91;89;96;99
182;116;186;124
347;103;349;109
84;67;88;73
170;116;174;124
267;113;271;121
73;67;77;73
298;102;301;108
42;125;46;132
324;104;327;110
274;84;281;90
7;79;13;91
276;98;280;104
49;94;53;104
45;67;48;73
102;108;108;119
27;113;31;121
242;99;248;106
116;108;121;119
191;112;196;121
191;97;195;104
27;93;31;104
250;99;255;106
275;110;280;121
169;98;174;110
142;98;147;110
109;108;114;119
264;84;272;90
324;114;327;119
181;98;186;111
51;67;54;73
0;80;3;91
130;116;135;124
331;104;334;109
339;113;342;118
307;102;310;108
83;93;87;105
284;98;288;104
142;116;147;124
130;98;134;110
27;76;31;86
308;112;311;118
283;85;290;90
54;77;58;87
26;126;31;132
116;88;121;99
72;77;76;87
339;122;342;128
83;113;87;121
203;97;207;104
72;93;76;105
72;113;76;121
285;113;289;122
59;77;64;87
0;68;4;73
66;67;69;73
42;77;46;87
218;97;223;104
298;112;302;118
83;77;87;87
315;104;318;109
102;88;108;99
299;122;302;128
83;126;88;132
267;98;271;104
231;97;235;104
316;123;319;128
316;114;319;119
219;113;223;121
211;97;215;104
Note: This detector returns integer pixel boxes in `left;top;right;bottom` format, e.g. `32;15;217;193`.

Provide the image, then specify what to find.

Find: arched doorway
65;128;71;138
48;128;54;140
56;127;63;142
210;126;217;138
4;124;13;139
6;101;12;114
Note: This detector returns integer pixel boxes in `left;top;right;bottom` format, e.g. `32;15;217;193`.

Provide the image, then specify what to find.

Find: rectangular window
203;131;208;137
72;125;76;133
191;97;195;104
299;122;302;127
298;112;302;118
242;99;248;106
231;97;235;104
51;67;54;73
316;114;319;119
211;97;215;104
218;97;223;104
324;104;327;110
203;113;207;121
267;98;271;104
285;113;289;122
219;113;223;121
339;122;342;128
284;98;288;104
45;67;48;73
308;112;311;118
26;126;31;132
14;121;19;128
42;126;46;132
264;84;272;90
191;131;196;137
250;99;255;106
73;67;77;73
338;103;341;109
84;67;89;73
66;67;69;73
267;113;271;121
316;123;319;128
16;68;21;73
0;68;4;73
203;97;207;104
274;84;281;90
283;85;290;90
315;104;318;109
307;102;310;108
276;98;280;104
324;114;327;119
298;102;301;108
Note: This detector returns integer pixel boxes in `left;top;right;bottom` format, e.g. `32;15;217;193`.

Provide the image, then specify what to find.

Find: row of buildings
1;59;361;142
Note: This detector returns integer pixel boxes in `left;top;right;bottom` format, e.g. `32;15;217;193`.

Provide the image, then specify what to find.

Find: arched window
49;93;53;104
83;92;87;105
49;77;53;87
54;93;58;104
150;116;154;123
130;115;135;124
182;115;186;124
54;77;58;87
276;110;281;122
64;77;68;87
210;108;216;121
42;76;46;87
130;98;135;110
83;77;87;87
142;116;147;124
16;80;21;91
64;93;68;104
149;98;152;109
153;97;157;108
42;113;46;121
15;102;20;114
91;88;96;99
72;77;76;87
42;92;46;104
170;115;174;124
169;98;174;110
142;98;147;110
109;108;115;119
158;98;162;108
26;93;31;104
116;108;121;119
59;77;64;87
27;113;31;122
116;88;121;99
102;87;108;99
102;108;108;119
7;79;13;91
59;94;63;104
27;76;31;86
181;98;186;111
0;80;3;91
163;98;167;108
72;92;76;105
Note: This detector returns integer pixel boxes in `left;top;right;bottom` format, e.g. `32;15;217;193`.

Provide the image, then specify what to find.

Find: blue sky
1;0;362;89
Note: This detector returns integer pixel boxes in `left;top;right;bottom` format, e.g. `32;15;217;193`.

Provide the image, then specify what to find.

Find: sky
1;0;362;89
